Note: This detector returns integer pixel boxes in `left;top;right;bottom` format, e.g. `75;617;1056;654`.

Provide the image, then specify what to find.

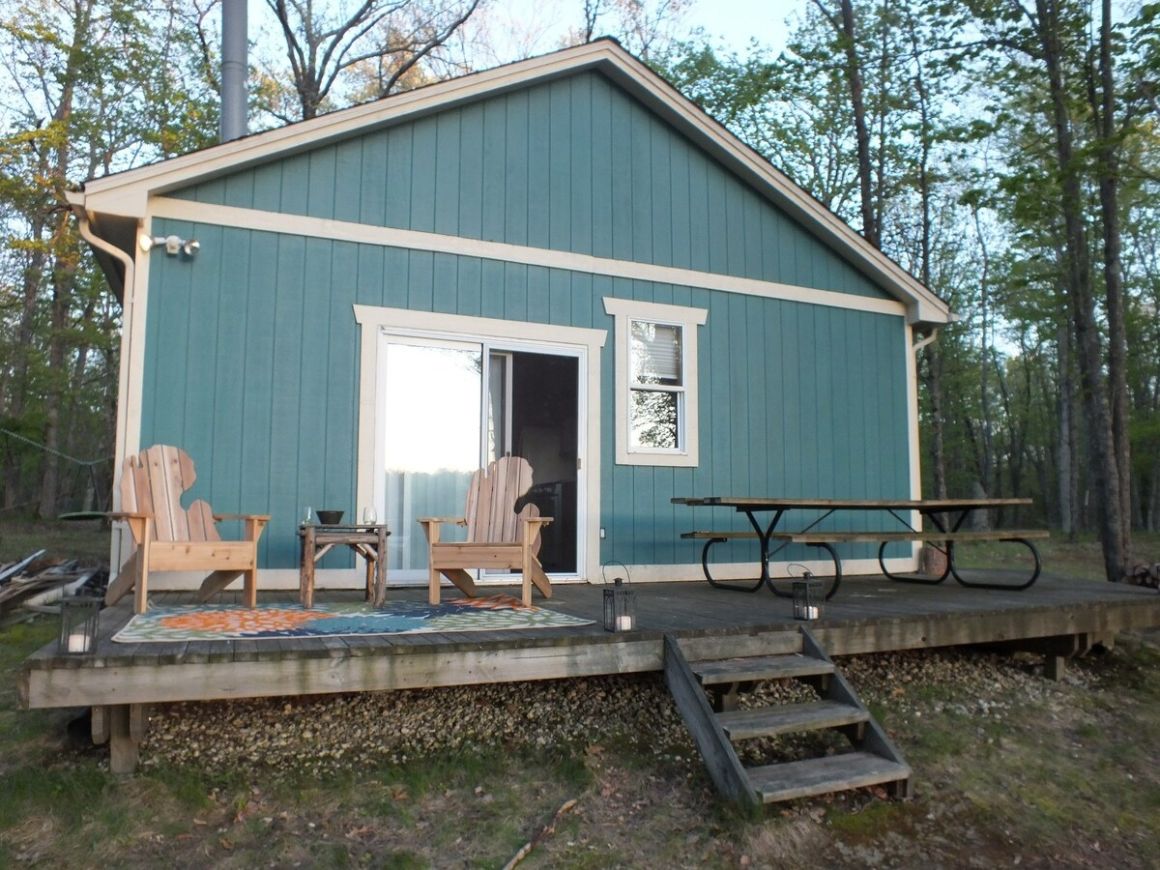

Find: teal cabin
71;40;953;597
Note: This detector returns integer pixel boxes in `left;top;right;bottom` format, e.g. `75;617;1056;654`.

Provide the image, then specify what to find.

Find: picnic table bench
674;497;1049;597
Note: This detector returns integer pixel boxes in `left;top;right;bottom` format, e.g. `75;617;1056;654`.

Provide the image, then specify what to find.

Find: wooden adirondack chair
419;456;553;607
108;445;270;614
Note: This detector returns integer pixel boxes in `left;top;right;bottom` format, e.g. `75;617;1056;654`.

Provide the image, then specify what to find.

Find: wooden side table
298;523;390;608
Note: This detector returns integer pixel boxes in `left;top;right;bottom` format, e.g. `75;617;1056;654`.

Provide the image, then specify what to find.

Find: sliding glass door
377;332;583;582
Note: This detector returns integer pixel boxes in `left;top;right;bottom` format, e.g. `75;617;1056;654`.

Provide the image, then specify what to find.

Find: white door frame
353;304;607;584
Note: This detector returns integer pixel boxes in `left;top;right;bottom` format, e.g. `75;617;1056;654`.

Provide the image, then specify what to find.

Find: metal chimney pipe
220;0;248;142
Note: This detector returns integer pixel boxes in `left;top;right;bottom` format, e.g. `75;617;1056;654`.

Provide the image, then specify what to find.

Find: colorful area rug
112;595;593;643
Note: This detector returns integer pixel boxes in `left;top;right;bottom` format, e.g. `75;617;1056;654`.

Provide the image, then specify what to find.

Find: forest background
1;0;1157;582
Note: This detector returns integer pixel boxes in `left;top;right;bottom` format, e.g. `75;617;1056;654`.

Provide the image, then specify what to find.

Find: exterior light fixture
58;593;101;655
792;570;822;621
601;561;636;632
138;233;199;257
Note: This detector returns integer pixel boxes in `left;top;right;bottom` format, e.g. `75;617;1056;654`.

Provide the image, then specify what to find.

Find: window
604;297;707;467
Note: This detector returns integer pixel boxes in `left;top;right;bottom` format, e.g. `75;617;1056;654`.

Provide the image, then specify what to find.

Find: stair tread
717;700;869;740
748;751;911;803
692;653;834;685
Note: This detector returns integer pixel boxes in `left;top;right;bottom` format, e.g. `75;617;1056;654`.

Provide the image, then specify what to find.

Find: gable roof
69;39;952;326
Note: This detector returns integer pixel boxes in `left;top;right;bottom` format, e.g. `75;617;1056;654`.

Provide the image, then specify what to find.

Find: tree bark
1092;0;1132;554
1035;0;1125;580
814;0;879;247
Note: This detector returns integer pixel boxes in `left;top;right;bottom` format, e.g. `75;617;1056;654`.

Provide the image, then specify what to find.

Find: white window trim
604;297;708;467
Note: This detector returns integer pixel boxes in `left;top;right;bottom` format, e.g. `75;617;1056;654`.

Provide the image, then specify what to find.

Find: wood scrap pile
0;552;108;621
1127;563;1160;590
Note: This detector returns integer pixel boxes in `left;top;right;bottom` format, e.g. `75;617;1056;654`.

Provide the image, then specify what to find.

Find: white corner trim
150;197;909;321
603;297;707;468
904;324;924;535
352;304;607;581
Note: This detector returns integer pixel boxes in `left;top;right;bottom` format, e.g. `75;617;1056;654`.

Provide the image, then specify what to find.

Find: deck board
19;573;1160;710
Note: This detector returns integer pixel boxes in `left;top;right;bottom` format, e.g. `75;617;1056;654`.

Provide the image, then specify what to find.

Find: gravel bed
140;673;695;777
139;647;1077;777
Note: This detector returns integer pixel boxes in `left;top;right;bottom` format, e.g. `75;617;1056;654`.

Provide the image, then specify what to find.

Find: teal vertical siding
145;252;908;572
144;67;917;574
176;72;889;301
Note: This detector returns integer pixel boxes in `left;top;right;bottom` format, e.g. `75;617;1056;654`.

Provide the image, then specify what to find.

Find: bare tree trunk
907;14;946;500
1056;323;1075;538
1035;0;1125;581
3;249;45;510
973;207;994;496
813;0;878;247
1093;0;1132;555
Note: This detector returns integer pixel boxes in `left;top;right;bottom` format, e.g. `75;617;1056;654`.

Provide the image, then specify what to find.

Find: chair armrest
107;511;149;520
521;516;554;526
213;513;272;522
417;517;467;525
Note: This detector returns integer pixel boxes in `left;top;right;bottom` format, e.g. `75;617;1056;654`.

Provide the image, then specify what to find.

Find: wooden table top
672;497;1033;512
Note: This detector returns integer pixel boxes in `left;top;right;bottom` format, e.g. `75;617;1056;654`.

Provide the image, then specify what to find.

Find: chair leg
521;541;533;607
134;527;151;615
244;568;257;608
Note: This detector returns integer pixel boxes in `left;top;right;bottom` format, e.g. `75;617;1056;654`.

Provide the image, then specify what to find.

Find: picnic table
672;496;1048;597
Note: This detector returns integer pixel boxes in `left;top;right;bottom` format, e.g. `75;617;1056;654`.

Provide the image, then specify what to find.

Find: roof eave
75;39;953;325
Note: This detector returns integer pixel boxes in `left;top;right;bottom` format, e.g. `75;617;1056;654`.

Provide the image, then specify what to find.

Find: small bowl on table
316;510;344;525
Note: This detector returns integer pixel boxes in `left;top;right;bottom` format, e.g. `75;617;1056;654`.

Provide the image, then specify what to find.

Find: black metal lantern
602;562;636;632
792;572;822;621
58;593;101;655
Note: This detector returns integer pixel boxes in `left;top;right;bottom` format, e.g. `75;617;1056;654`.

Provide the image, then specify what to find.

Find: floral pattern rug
112;595;594;642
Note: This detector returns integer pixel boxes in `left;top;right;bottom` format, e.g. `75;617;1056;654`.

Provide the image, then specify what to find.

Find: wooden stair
663;628;911;808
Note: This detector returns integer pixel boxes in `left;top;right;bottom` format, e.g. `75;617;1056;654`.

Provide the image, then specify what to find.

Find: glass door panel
381;340;482;573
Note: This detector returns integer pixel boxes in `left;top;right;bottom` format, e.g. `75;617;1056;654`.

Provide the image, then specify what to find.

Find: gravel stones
140;673;693;777
139;646;1077;778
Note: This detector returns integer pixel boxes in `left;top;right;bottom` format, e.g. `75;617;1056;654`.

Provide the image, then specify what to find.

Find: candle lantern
601;562;636;632
58;593;101;655
792;572;822;621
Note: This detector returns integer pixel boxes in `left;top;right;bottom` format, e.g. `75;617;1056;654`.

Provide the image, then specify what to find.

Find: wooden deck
20;571;1160;712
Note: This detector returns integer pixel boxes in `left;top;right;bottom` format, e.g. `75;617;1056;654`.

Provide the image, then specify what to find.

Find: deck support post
108;703;146;775
91;706;110;745
1044;654;1067;681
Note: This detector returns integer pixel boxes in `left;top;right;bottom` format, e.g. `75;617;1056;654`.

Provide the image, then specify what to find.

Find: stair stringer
799;627;913;798
662;634;759;809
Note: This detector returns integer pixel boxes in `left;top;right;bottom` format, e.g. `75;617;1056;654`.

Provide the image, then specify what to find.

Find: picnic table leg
747;509;793;598
698;537;766;592
949;537;1042;590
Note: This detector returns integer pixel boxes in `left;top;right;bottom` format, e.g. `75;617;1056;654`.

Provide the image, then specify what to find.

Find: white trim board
138;556;918;593
150;196;909;321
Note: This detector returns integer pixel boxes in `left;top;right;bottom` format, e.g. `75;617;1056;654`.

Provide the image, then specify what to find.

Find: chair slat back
121;445;220;543
465;457;535;545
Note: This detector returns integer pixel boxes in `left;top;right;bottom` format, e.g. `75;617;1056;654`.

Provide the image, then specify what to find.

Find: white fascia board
599;52;952;325
75;43;616;219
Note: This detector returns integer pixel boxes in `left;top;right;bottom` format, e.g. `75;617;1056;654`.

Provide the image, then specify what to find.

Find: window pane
630;321;682;386
383;342;482;570
630;389;679;449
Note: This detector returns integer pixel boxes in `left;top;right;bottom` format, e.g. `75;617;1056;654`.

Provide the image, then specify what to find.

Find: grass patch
0;518;111;565
3;525;1159;867
826;799;916;840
